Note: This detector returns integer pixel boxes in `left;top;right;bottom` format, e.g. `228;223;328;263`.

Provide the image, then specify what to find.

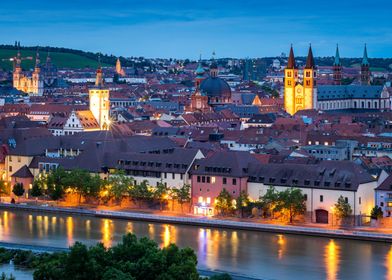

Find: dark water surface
0;210;391;280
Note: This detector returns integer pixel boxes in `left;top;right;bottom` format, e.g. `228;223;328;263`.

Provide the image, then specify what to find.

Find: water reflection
325;240;340;280
0;210;390;280
66;216;74;245
277;234;285;260
101;219;113;247
385;246;392;280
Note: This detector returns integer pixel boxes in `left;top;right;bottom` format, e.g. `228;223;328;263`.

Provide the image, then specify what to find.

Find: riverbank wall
0;203;391;243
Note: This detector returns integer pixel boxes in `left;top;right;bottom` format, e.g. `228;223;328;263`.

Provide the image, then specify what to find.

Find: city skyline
2;0;392;59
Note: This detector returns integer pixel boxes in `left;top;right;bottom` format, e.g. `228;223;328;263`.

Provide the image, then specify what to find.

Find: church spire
362;44;369;66
305;44;315;69
287;44;296;69
210;51;218;78
35;47;40;70
95;54;104;87
334;44;341;66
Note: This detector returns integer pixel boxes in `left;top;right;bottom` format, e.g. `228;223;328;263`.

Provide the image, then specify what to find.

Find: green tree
171;184;191;212
0;180;8;196
371;206;383;220
215;188;234;216
46;168;67;201
208;273;232;280
106;171;133;205
128;180;152;208
0;273;15;280
153;181;170;210
260;186;279;217
64;169;102;204
31;180;43;200
274;187;306;223
236;190;250;218
12;183;24;200
334;195;352;222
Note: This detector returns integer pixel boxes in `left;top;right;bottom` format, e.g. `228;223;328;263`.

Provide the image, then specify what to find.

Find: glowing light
325;240;340;280
101;219;112;248
277;234;286;260
66;216;74;246
163;225;171;247
385;246;392;280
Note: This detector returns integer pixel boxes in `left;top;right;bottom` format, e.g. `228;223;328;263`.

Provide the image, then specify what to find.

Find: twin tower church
284;45;391;115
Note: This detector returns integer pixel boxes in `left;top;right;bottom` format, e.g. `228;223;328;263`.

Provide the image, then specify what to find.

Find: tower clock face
297;88;301;93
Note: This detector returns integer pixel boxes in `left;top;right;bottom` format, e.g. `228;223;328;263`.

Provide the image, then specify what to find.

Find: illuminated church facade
284;45;317;116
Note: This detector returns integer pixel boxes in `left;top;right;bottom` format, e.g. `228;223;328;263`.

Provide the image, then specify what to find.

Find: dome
200;77;231;98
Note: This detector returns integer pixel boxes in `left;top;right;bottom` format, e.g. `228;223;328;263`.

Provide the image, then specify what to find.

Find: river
0;209;391;280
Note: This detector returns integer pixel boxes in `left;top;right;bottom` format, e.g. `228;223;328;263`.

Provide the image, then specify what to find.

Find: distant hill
0;45;114;71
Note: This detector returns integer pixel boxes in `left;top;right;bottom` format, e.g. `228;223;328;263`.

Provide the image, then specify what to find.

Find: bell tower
89;58;110;130
333;44;342;85
13;50;22;90
284;45;298;115
360;44;370;85
303;44;316;110
32;49;43;95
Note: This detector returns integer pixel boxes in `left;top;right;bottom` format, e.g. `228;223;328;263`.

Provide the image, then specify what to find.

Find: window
387;202;392;207
359;197;361;205
180;174;183;180
197;176;201;183
211;177;216;184
9;156;12;162
320;195;324;202
206;197;211;204
9;166;12;172
345;197;348;203
202;176;206;183
206;177;211;183
172;173;175;179
381;202;384;207
198;196;203;203
164;173;167;179
17;157;21;163
232;178;237;185
223;178;227;184
304;194;308;201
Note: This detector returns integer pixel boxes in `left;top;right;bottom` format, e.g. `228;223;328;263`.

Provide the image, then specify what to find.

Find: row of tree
11;168;191;211
215;186;355;223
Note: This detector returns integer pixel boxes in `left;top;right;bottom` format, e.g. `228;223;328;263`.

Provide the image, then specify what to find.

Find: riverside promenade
1;203;391;243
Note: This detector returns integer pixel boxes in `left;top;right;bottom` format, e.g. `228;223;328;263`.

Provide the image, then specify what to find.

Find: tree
128;180;152;208
274;187;306;223
235;190;250;218
0;180;8;196
12;183;24;200
334;195;353;223
30;180;43;202
64;169;102;204
171;184;191;212
371;206;383;220
106;171;133;205
260;186;279;218
153;181;170;210
215;188;234;216
46;168;67;201
0;273;15;280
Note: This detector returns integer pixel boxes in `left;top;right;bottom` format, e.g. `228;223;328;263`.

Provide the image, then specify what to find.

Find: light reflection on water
0;210;390;280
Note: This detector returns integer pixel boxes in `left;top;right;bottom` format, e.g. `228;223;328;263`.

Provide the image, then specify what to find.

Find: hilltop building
89;63;110;130
116;57;125;77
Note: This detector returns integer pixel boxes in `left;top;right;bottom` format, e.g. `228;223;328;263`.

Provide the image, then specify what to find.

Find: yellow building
13;50;43;96
89;65;110;130
284;45;317;115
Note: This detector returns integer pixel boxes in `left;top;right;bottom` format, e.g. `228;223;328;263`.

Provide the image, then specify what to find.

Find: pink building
190;151;260;215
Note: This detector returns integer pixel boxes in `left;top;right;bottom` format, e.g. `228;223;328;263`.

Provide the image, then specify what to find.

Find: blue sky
1;0;392;59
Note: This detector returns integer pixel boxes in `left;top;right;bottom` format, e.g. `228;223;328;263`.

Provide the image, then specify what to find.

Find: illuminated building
284;45;317;115
13;50;44;96
186;58;211;113
89;64;110;130
115;57;125;77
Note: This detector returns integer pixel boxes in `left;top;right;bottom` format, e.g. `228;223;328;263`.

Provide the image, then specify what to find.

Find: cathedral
284;45;317;116
13;50;44;96
284;45;391;115
187;57;232;113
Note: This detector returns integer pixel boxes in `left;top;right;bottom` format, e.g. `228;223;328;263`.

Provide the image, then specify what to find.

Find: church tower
360;44;370;85
303;45;317;110
115;57;125;77
188;56;211;112
32;49;44;95
89;61;110;130
284;45;298;115
333;44;342;85
13;50;22;90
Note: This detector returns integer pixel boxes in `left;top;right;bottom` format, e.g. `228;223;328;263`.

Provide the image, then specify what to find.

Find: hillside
0;46;113;71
